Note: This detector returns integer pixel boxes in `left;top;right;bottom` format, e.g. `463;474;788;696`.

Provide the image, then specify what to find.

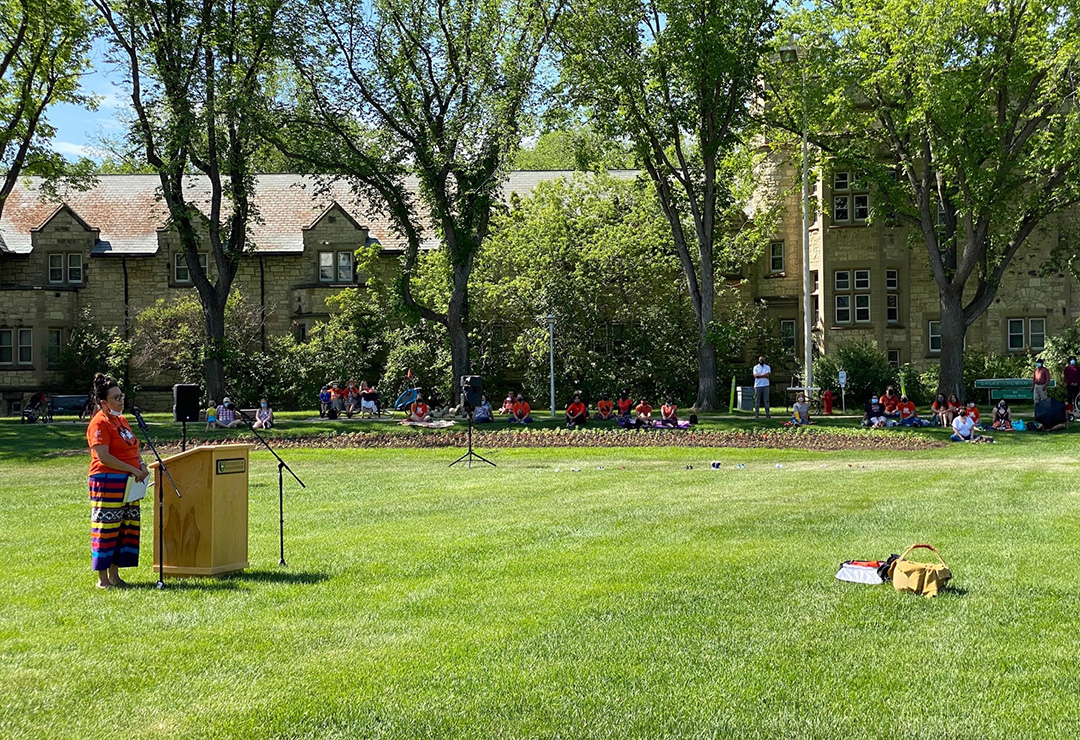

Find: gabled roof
0;170;641;257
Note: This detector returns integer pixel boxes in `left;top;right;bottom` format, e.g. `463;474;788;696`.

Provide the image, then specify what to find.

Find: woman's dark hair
92;373;118;402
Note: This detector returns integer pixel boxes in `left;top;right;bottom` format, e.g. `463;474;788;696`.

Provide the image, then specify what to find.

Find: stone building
1;168;1075;414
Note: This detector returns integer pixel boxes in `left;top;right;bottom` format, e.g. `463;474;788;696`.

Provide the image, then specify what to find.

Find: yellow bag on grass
889;544;951;598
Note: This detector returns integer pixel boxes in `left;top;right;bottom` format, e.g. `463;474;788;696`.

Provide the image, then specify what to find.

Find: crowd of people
318;380;382;419
468;388;693;429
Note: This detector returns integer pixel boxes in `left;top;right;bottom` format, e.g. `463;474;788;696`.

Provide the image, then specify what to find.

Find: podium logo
216;458;247;475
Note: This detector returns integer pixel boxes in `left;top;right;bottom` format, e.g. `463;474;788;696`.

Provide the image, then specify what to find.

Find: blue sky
49;43;127;160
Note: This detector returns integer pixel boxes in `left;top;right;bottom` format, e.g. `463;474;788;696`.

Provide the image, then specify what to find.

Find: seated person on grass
951;407;992;442
253;399;274;429
992;400;1013;430
499;392;515;415
898;395;920;426
635;398;653;427
216;398;242;429
206;400;218;430
862;395;887;429
947;393;962;417
409;393;433;423
616;389;634;424
474;395;494;423
881;386;901;418
510;395;533;424
790;393;811;426
330;382;346;415
660;397;679;427
931;393;954;427
595;393;615;421
566;392;588;428
965;400;981;428
319;385;331;418
344;380;359;418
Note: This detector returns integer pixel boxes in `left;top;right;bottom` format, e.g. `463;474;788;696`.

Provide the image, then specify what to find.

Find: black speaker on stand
173;383;201;451
450;375;494;468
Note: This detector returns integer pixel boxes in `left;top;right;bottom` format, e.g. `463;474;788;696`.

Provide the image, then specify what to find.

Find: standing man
1063;356;1080;411
752;355;771;419
1032;358;1050;404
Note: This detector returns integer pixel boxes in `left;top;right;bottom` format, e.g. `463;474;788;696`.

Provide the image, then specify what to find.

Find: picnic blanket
399;419;457;429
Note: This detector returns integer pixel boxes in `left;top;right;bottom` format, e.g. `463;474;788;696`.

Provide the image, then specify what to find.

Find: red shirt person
566;393;588;427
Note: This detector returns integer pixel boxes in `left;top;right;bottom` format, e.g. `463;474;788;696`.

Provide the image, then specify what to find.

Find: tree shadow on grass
223;569;330;586
124;569;329;591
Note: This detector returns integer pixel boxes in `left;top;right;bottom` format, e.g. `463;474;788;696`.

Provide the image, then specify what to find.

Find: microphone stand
131;406;183;590
235;406;305;567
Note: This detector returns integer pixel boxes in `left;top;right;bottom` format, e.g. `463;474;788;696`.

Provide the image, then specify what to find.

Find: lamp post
780;43;814;398
546;313;556;418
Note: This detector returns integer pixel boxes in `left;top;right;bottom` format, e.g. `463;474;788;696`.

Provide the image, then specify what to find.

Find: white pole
801;64;814;400
547;315;556;418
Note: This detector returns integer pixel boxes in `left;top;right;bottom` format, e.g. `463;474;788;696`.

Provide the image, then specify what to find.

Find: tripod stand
131;407;183;589
236;407;305;566
449;405;495;468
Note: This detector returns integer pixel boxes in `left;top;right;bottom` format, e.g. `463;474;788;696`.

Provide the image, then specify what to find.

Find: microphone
131;405;149;432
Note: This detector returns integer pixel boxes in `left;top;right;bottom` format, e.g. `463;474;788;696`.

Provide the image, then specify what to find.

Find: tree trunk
203;298;228;403
937;290;966;399
695;331;719;410
446;260;471;402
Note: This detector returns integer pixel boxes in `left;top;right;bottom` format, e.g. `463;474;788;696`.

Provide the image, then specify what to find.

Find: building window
48;253;83;284
0;329;11;364
887;349;901;367
834;172;849;191
832;171;869;224
886;269;899;291
812;295;819;326
834;270;850;291
811;270;819;292
835;295;851;324
1029;318;1046;351
854;294;871;323
67;254;83;283
769;241;784;273
318;251;354;283
780;319;796;355
47;329;63;366
928;321;942;354
853;194;870;221
886;294;899;324
48;254;64;283
17;328;32;364
854;269;870;290
174;252;208;283
1007;319;1025;351
337;251;353;283
834;195;850;222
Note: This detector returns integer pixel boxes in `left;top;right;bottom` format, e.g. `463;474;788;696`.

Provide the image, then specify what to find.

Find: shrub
897;363;932;405
813;340;898;402
52;308;131;394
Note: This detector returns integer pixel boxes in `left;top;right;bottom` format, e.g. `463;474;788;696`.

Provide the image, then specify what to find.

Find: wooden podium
149;444;253;576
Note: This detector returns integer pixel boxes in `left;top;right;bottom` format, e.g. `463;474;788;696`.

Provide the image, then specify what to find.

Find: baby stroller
21;392;52;424
394;386;448;416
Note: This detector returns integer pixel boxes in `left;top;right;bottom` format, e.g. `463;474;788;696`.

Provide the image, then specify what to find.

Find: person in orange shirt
330;382;346;416
660;397;678;427
409;393;432;423
898;394;920;426
595;393;615;421
86;373;148;589
566;392;588;428
615;389;634;426
931;393;955;427
881;386;901;418
965;400;981;427
499;392;515;415
510;394;533;423
635;398;653;427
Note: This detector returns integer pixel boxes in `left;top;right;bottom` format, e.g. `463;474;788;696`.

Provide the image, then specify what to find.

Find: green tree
774;0;1080;398
559;0;780;409
93;0;287;402
473;173;698;404
513;126;638;171
271;0;561;399
0;0;95;218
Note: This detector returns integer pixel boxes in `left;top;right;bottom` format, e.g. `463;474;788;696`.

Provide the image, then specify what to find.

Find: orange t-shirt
87;411;141;476
567;401;587;417
513;401;531;418
967;407;980;424
662;404;677;419
635;402;652;416
617;398;634;414
899;401;917;419
410;402;429;417
596;400;614;415
882;395;899;412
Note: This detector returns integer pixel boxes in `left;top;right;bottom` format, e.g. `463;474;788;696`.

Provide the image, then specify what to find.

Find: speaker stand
181;420;187;452
449;410;495;469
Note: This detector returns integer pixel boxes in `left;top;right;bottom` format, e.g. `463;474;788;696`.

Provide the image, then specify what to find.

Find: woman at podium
86;373;149;589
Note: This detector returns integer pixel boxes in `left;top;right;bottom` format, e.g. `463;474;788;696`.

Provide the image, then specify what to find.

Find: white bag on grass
835;561;885;585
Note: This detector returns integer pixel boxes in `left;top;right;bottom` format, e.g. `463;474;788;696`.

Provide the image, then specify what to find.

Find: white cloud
53;141;92;157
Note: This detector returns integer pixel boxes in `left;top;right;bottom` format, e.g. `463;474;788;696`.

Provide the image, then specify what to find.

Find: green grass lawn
1;420;1079;739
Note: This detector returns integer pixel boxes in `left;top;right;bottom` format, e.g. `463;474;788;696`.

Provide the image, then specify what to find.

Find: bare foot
96;581;113;589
